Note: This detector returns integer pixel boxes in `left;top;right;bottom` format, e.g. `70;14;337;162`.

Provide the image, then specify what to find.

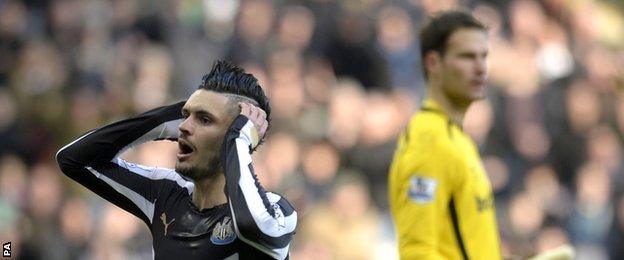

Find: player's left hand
239;102;268;145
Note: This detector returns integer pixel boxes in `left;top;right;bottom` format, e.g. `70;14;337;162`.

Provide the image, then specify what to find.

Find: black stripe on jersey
450;198;469;260
276;196;295;216
248;163;275;217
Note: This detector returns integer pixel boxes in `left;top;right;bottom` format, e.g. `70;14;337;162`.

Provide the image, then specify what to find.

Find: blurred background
0;0;623;259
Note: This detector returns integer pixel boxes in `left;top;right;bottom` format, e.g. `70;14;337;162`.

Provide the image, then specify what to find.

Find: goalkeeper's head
420;10;489;107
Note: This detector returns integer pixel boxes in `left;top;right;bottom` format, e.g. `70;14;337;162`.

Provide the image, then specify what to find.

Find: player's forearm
222;116;295;260
222;116;275;226
56;102;184;172
54;102;185;225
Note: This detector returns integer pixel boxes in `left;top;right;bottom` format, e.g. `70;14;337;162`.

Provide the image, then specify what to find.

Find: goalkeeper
388;10;501;259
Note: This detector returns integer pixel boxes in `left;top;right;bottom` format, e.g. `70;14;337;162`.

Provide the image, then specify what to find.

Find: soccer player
56;61;297;259
388;10;501;259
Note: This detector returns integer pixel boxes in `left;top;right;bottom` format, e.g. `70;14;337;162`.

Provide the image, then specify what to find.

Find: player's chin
472;92;486;100
175;161;192;175
175;164;197;180
469;87;487;100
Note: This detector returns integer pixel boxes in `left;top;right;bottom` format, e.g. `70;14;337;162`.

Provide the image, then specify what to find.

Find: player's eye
199;116;212;125
459;53;476;59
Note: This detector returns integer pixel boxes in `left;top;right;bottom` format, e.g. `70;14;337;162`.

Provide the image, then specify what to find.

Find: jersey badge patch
408;176;437;203
211;216;237;245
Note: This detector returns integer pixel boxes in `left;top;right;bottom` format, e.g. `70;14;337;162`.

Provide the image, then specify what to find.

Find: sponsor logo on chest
475;195;494;212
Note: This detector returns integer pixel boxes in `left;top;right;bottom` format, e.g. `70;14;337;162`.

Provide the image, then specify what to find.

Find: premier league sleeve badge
408;175;438;204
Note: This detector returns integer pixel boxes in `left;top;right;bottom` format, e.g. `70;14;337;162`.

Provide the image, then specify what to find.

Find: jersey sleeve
221;115;297;260
55;102;193;226
390;131;463;259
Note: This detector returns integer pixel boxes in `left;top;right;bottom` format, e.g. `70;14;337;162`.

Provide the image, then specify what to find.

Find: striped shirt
56;102;297;259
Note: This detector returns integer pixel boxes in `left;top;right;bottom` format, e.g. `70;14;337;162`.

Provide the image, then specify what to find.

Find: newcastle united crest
211;216;237;245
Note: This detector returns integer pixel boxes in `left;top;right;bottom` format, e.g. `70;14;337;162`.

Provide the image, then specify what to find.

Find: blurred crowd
0;0;623;259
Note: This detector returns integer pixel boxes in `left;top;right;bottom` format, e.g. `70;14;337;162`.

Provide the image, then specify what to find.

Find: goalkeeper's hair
419;10;487;79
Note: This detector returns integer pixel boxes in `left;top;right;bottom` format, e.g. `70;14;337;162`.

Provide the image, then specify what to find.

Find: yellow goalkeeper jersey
388;99;501;259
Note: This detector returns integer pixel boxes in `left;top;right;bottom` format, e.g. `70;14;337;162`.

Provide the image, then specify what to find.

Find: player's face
438;28;489;106
176;89;238;180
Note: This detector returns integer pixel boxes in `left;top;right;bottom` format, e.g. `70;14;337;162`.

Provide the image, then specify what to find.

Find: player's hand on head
239;102;268;141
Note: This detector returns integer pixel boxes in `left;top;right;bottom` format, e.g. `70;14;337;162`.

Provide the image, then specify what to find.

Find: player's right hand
239;102;268;147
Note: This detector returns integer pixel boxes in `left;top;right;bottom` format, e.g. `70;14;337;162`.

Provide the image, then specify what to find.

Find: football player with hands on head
57;61;297;260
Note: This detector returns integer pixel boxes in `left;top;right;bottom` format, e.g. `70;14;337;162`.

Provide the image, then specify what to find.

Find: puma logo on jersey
161;213;175;236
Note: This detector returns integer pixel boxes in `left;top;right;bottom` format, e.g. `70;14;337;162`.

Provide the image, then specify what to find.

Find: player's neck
426;85;470;125
192;173;227;210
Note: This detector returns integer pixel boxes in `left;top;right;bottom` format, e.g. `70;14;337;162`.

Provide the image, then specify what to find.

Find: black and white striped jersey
55;102;297;260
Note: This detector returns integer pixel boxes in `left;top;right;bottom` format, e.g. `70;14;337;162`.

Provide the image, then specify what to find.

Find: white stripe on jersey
115;158;194;194
86;166;156;223
55;130;96;159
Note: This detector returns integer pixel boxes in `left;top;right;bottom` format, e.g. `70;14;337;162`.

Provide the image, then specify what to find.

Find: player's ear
226;98;242;117
424;51;441;76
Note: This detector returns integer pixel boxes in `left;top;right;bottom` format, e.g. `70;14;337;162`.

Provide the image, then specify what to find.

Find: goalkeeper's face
175;89;238;181
431;28;489;106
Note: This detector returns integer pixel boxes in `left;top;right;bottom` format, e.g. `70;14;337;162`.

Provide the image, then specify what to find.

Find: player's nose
179;117;192;135
474;58;487;76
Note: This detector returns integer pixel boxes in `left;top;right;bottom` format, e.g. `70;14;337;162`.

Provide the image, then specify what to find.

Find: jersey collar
420;98;464;133
420;98;445;115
